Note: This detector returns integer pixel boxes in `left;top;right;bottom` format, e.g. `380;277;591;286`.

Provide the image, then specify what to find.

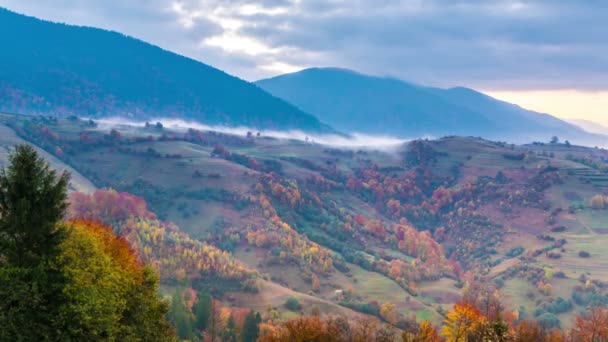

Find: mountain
568;119;608;135
0;8;330;132
257;68;599;143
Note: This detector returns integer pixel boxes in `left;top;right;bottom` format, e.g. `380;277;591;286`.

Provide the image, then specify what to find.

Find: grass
415;308;435;322
577;210;608;233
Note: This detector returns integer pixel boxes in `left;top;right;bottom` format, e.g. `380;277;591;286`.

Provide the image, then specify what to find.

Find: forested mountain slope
0;8;329;132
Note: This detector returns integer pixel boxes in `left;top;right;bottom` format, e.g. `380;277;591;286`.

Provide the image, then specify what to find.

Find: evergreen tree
193;290;212;333
0;144;69;266
221;314;237;342
168;290;194;340
242;309;262;342
0;144;69;340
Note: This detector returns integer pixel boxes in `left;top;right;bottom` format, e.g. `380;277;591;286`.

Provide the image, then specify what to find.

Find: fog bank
93;117;411;151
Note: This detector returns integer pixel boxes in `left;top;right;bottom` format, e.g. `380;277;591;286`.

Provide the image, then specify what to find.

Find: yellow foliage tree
380;302;398;325
418;320;440;341
442;302;485;342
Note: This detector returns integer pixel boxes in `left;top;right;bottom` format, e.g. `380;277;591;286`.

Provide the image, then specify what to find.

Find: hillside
3;113;608;333
0;8;329;132
0;114;95;193
256;68;601;144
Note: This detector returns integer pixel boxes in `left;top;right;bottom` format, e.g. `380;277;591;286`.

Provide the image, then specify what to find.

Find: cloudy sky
1;0;607;124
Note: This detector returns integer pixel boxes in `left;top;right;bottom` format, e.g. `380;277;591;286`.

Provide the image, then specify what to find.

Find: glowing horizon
485;90;608;127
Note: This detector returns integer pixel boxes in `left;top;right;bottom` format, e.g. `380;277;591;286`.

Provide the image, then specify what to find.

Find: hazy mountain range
0;7;605;145
257;68;602;144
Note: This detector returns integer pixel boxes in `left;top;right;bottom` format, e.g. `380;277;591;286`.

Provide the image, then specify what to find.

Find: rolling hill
3;112;608;331
0;114;95;193
0;8;329;132
257;68;601;144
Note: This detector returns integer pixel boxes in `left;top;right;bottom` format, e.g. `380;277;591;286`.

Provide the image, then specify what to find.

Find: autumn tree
312;273;321;292
380;302;398;325
282;315;331;341
58;220;175;341
442;302;485;342
352;316;381;342
571;307;608;342
418;320;441;342
512;320;546;342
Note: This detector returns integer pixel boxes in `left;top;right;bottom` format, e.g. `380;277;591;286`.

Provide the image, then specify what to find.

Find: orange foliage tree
571;307;608;342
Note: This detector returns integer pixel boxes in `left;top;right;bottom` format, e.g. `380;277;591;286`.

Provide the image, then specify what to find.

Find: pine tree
242;309;261;342
168;289;194;340
221;314;237;342
0;144;69;266
193;290;212;333
0;144;70;340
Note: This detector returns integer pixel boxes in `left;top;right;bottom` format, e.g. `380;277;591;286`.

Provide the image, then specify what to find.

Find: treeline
166;288;263;342
258;286;608;342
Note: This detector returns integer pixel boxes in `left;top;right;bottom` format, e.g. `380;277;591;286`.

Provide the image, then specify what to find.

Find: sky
0;0;606;125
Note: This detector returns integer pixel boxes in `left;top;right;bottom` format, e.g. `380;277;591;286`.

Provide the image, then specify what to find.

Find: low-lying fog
93;117;412;151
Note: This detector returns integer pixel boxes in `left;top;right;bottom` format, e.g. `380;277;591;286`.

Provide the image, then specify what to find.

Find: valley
2;112;608;332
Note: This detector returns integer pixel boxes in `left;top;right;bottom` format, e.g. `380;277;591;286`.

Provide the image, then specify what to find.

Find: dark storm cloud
0;0;606;89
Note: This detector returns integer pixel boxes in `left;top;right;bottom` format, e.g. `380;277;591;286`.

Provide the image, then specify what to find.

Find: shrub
533;307;545;318
537;312;561;329
579;251;591;258
503;153;525;161
554;271;566;278
591;194;608;209
339;301;380;316
506;246;525;258
547;252;561;259
284;297;302;311
546;297;573;314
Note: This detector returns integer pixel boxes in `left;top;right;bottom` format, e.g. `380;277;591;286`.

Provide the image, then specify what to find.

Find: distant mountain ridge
0;8;330;132
568;119;608;135
257;68;601;144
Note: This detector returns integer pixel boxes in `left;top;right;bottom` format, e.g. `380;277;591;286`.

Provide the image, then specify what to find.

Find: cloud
0;0;606;90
